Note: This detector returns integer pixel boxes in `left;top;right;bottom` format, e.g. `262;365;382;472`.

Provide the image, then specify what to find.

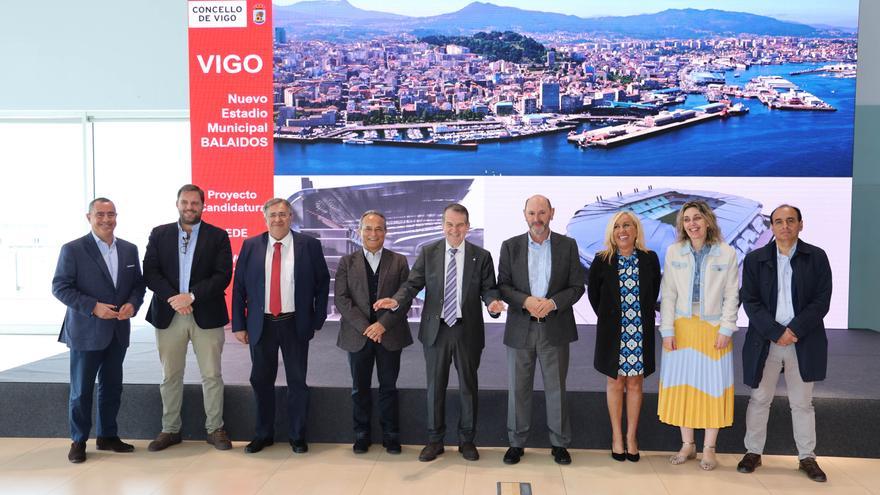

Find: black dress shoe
737;453;762;473
799;457;827;482
68;441;86;464
383;439;402;455
503;447;524;465
353;438;371;454
418;442;445;462
245;438;274;454
96;436;134;453
458;441;479;461
290;439;309;454
551;446;572;465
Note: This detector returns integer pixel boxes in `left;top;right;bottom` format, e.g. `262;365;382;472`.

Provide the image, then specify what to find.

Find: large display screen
188;0;858;328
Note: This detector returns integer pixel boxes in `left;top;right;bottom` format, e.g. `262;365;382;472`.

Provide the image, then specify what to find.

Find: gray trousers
744;342;816;459
507;321;571;447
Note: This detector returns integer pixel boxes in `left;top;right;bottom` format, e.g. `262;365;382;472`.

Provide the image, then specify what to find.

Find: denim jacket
659;240;739;337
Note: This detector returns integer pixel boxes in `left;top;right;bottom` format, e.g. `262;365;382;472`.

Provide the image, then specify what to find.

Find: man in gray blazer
497;195;585;465
335;210;413;455
375;203;505;462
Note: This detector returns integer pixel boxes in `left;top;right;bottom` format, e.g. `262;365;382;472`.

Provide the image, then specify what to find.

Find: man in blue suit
52;197;146;463
232;198;330;454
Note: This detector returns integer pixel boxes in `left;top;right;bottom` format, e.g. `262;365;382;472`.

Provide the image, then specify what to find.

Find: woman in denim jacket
657;200;739;471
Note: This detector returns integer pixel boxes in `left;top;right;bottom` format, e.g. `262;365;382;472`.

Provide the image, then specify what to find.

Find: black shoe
503;447;524;465
96;436;134;453
290;439;309;454
68;441;86;463
551;446;572;465
418;442;445;462
383;439;402;455
458;441;479;461
799;458;827;482
353;438;371;454
611;450;626;462
626;451;640;462
245;438;274;454
737;453;762;473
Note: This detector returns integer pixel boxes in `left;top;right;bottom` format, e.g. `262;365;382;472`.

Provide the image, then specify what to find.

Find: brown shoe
418;442;445;462
207;428;232;451
148;432;182;452
799;458;827;482
737;453;762;473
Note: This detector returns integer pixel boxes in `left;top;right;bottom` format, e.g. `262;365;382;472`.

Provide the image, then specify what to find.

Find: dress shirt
444;241;465;318
689;242;710;302
363;247;383;273
91;232;118;287
264;231;295;313
527;231;552;298
177;221;201;294
775;240;797;327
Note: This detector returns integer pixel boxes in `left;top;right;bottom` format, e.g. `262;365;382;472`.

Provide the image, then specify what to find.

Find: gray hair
262;198;293;216
88;197;114;213
359;210;387;230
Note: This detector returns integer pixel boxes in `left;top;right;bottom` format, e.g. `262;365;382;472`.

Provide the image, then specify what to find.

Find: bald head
523;195;554;242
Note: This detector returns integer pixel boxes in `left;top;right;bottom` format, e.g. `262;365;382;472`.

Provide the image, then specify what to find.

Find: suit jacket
335;249;413;353
52;233;146;351
232;230;330;344
587;249;661;378
143;221;232;330
497;232;585;349
740;239;832;387
392;239;499;351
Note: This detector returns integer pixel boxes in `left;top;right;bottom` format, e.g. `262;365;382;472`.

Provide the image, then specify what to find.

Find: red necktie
270;241;282;316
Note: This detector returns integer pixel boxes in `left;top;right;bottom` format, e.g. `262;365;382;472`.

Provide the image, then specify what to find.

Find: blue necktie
442;248;458;326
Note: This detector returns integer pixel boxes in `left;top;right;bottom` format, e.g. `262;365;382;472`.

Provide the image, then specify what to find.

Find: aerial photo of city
270;0;859;177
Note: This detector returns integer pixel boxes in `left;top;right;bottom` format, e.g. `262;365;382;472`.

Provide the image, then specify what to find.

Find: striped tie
442;248;458;327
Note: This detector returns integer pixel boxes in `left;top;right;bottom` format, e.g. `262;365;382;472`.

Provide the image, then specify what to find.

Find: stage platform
2;323;878;458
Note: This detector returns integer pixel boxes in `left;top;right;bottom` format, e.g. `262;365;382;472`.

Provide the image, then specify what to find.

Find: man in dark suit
736;204;832;482
497;195;585;465
335;210;413;455
375;203;505;462
52;197;146;463
232;198;330;454
143;184;233;452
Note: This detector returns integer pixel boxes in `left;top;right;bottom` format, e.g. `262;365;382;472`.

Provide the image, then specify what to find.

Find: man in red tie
232;198;330;454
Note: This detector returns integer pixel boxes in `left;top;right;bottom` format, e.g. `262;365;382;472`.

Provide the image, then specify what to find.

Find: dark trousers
349;340;402;442
250;316;309;441
68;333;127;443
425;321;481;443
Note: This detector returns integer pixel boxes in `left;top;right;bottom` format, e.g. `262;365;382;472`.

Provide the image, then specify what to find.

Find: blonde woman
588;211;661;462
658;201;739;470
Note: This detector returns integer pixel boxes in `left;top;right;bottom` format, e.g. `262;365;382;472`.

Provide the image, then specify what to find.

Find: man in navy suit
143;184;233;452
232;198;330;454
52;197;146;463
737;205;832;482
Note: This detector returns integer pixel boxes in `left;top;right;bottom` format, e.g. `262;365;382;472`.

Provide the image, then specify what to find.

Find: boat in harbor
342;138;374;144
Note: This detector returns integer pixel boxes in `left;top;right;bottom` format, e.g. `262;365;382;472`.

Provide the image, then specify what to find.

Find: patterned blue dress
618;253;644;376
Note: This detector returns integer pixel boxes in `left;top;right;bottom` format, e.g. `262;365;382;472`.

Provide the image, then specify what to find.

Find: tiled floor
0;438;877;495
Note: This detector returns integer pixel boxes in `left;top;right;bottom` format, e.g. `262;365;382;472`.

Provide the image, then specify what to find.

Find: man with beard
143;184;233;452
496;195;585;465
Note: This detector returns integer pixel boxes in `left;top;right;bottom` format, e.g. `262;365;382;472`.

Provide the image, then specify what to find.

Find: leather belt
264;312;295;321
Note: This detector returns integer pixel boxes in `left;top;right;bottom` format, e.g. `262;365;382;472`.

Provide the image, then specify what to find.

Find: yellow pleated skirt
657;313;734;429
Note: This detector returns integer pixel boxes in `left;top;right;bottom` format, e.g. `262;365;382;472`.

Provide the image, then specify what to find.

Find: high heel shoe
669;441;696;465
700;445;717;471
611;449;626;462
625;440;640;462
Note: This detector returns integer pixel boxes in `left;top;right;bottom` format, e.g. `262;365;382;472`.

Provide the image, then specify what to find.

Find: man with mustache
143;184;233;452
496;195;585;465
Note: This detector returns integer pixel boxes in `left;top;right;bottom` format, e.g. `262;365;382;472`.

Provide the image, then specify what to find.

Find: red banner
187;0;273;259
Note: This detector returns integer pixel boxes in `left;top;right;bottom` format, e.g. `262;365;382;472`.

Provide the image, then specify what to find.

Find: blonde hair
675;200;723;245
596;211;649;263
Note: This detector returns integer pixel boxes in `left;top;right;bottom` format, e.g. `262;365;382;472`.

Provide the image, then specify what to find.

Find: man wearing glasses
232;198;330;454
143;184;233;452
52;198;146;463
